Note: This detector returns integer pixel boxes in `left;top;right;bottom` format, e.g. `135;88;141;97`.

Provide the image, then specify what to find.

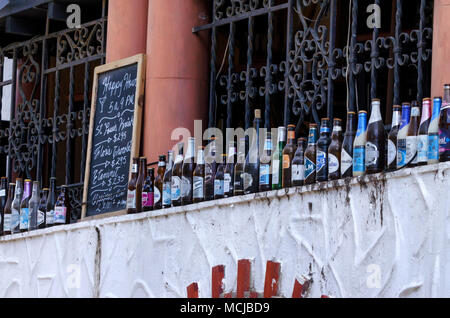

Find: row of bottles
0;177;70;236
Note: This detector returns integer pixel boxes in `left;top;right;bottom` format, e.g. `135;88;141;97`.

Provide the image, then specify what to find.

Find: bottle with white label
316;119;331;182
282;125;297;187
127;157;139;213
54;185;69;225
406;101;421;167
28;181;40;231
304;124;318;184
0;177;7;236
417;98;432;166
224;142;236;198
397;103;411;169
272;127;286;190
182;137;195;206
328;119;343;181
353;111;368;177
3;183;15;236
386;105;401;171
428;97;442;164
19;179;32;233
259;132;272;192
162;151;174;208
193;146;205;203
11;178;23;234
171;143;184;207
234;138;246;196
46;177;57;227
38;188;49;230
365;99;385;174
292;138;307;186
214;154;226;199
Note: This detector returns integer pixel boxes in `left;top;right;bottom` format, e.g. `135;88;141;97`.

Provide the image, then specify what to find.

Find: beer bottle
11;179;23;234
182;137;195;205
214;154;226;200
341;112;356;178
292;138;307;187
142;168;155;212
440;85;450;162
28;181;40;231
204;137;218;201
304;124;319;184
316;119;332;182
171;143;184;207
0;177;7;236
38;188;48;230
428;97;442;164
417;98;432;166
224;142;236;198
46;177;57;227
244;110;261;194
193;147;205;203
366;99;386;174
282;125;297;188
406;101;421;167
353;111;368;176
386;105;402;171
162;151;174;208
397;103;412;169
3;183;14;235
127;158;139;214
272;127;286;190
234;138;246;196
154;155;166;210
54;185;70;225
259;132;272;192
136;157;147;213
19;179;32;233
328;119;343;180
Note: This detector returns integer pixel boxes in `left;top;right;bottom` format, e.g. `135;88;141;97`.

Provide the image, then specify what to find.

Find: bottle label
243;173;253;191
365;142;379;167
439;128;450;154
11;209;19;231
316;150;326;173
181;177;191;198
304;157;315;180
224;174;232;193
417;136;428;163
132;164;138;174
272;160;280;185
282;155;290;169
0;189;5;197
19;208;29;230
259;164;270;186
387;139;397;166
397;139;407;167
353;147;366;173
154;187;161;204
406;136;418;165
142;192;154;207
292;164;305;182
341;149;353;176
3;214;10;232
214;179;224;196
54;206;67;224
163;183;172;206
328;154;339;174
428;134;439;161
37;210;45;226
193;177;204;199
171;177;181;201
127;190;136;209
46;210;54;225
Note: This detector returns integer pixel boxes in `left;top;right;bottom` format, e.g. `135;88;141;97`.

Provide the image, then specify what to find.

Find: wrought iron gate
194;0;433;136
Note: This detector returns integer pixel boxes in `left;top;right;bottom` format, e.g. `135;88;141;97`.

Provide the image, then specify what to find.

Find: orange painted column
431;0;450;97
105;0;149;63
143;0;209;162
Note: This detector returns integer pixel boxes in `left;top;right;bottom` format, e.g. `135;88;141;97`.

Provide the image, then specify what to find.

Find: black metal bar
6;49;17;182
44;54;105;74
245;16;254;131
393;0;402;106
80;62;90;183
284;0;293;128
66;66;74;185
327;0;337;119
51;70;59;179
417;0;426;103
226;22;235;130
348;0;358;113
264;5;273;130
370;0;380;102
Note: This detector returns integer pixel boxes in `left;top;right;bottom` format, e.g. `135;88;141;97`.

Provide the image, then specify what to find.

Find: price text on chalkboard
82;54;146;220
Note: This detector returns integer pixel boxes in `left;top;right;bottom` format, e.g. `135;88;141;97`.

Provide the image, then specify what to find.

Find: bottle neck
369;103;382;124
32;184;39;197
185;139;195;160
197;150;205;165
392;110;401;128
345;114;356;134
356;115;367;137
9;185;15;198
308;128;318;145
420;103;431;125
23;181;32;198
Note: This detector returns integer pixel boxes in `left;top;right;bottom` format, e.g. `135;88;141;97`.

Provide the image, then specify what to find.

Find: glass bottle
365;99;386;174
3;183;15;236
259;131;272;192
162;151;174;208
214;154;226;200
397;103;411;169
417;98;432;166
224;142;236;198
54;186;70;225
142;168;154;212
316;119;332;182
353;111;368;176
154;155;166;210
292;138;307;187
386;105;401;171
272;127;286;190
440;85;450;162
28;181;40;231
328;119;343;181
193;146;205;203
304;124;319;185
428;97;441;164
204;137;217;201
127;157;139;214
19;179;32;233
11;178;23;234
171;143;184;207
341;112;356;178
234;138;246;196
243;110;261;194
182;137;195;206
406;101;421;167
38;188;49;230
136;157;147;213
46;177;57;227
0;177;7;236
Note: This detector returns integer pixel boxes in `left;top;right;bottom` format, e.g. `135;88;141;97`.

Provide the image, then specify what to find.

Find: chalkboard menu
82;54;146;220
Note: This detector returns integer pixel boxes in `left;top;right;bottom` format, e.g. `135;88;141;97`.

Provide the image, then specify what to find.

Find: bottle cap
358;111;368;114
25;179;32;182
254;109;261;119
43;188;50;191
393;105;401;109
288;124;296;129
347;111;356;114
333;118;342;122
309;123;318;127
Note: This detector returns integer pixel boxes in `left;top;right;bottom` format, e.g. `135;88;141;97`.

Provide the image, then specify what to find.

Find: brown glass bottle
304;124;318;185
341;112;356;178
38;188;49;229
328;119;343;181
193;147;205;203
291;138;307;187
171;143;184;207
3;183;14;236
19;179;32;233
282;125;297;188
127;158;139;214
0;177;7;236
142;168;154;212
205;137;218;200
162;151;174;208
386;106;402;171
182;137;195;206
365;99;386;174
46;177;57;227
136;157;147;213
54;185;70;225
406;101;421;167
154;155;166;210
440;84;450;162
214;154;226;200
224;142;236;198
233;138;246;196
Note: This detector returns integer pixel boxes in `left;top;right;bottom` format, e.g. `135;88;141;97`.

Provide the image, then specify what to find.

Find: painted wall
0;162;449;298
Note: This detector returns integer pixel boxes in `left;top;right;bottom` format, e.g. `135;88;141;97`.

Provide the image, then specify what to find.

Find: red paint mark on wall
212;265;225;298
263;261;281;298
237;259;251;298
187;283;199;298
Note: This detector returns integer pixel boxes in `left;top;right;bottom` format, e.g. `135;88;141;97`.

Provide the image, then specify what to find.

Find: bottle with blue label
316;118;332;182
259;132;272;192
428;97;441;164
397;103;411;169
11;178;23;234
171;143;184;206
353;111;368;177
304;124;318;185
19;179;32;233
440;84;450;162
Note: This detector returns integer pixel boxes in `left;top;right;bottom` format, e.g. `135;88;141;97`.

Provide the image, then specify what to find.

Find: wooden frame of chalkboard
81;54;146;220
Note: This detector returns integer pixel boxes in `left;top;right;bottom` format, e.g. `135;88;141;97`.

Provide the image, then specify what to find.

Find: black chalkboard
82;54;146;220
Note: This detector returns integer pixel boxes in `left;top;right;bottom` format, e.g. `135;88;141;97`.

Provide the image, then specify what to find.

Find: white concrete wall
0;162;449;298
